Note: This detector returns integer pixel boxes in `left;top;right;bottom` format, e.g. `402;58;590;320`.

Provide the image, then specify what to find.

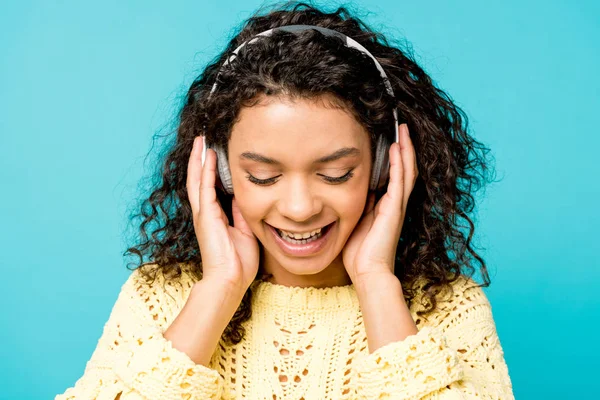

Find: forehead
228;94;370;160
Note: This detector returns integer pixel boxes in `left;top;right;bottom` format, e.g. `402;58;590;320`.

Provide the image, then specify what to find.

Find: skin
228;92;421;351
179;92;421;357
228;93;372;288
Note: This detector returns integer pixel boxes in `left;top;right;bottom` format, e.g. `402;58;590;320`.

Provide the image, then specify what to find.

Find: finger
186;136;203;215
199;146;220;217
369;145;403;239
201;135;207;167
367;135;409;240
385;141;405;212
197;144;232;230
395;124;414;208
231;197;254;237
400;124;418;184
221;208;230;227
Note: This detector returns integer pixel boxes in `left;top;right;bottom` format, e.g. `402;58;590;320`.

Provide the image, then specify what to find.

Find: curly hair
123;1;498;345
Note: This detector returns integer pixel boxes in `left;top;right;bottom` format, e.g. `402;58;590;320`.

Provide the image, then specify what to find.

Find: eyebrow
240;147;361;165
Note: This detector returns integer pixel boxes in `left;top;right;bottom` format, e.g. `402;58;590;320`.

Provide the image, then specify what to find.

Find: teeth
280;227;323;239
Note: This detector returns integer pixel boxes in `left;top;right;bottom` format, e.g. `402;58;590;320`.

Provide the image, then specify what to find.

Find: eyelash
246;169;355;186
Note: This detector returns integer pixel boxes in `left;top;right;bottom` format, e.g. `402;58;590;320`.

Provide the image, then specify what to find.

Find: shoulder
413;274;490;306
409;275;492;326
114;262;200;327
442;275;491;309
126;262;199;292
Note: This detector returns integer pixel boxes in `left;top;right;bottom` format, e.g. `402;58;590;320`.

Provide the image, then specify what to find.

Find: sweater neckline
250;280;359;312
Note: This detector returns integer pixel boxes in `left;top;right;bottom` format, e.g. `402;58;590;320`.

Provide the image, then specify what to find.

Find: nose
276;175;323;223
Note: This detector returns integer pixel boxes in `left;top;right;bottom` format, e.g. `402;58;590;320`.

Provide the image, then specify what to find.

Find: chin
278;257;332;276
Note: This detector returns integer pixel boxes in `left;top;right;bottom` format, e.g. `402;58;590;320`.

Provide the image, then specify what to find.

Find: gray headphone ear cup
214;145;234;194
370;134;390;191
377;148;391;191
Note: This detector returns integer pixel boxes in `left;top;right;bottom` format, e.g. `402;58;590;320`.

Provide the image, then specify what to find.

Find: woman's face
228;93;372;287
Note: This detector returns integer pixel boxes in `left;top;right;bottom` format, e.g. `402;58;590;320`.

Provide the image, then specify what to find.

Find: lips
273;221;335;239
266;221;336;257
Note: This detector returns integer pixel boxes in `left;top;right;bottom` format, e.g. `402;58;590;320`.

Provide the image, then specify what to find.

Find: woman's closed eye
246;169;355;186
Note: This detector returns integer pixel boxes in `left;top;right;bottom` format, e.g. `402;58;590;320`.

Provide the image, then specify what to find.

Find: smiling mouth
271;222;335;243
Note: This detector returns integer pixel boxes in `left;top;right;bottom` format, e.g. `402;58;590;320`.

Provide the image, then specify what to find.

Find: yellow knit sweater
56;265;514;399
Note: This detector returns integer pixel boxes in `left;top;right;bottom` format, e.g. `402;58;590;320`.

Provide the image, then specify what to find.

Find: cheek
231;172;262;221
345;170;370;219
334;188;368;227
233;188;271;226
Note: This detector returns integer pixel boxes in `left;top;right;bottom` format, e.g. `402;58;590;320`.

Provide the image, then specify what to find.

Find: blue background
1;0;598;398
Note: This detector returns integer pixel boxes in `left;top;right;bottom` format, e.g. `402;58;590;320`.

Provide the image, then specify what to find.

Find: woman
57;2;514;399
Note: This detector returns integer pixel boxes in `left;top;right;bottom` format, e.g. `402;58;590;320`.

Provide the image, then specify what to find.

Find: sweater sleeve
350;282;514;400
55;269;224;400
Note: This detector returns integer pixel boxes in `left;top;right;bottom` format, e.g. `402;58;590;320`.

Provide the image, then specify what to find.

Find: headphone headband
212;25;396;104
202;25;399;193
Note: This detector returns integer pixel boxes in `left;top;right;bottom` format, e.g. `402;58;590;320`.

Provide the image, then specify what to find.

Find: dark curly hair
123;1;498;345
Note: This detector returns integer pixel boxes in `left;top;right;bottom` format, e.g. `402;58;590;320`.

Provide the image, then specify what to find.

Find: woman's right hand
186;136;260;295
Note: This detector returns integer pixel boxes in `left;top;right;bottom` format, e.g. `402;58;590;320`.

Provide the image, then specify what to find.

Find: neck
259;250;352;288
251;278;359;313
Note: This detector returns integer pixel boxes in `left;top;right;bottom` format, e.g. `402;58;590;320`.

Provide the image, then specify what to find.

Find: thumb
231;197;254;237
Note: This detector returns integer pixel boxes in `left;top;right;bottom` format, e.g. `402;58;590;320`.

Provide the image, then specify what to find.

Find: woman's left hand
342;123;419;285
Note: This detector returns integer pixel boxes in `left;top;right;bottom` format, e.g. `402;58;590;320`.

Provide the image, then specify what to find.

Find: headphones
201;24;399;194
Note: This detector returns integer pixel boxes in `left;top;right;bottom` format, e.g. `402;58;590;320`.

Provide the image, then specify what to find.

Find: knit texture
56;265;514;399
